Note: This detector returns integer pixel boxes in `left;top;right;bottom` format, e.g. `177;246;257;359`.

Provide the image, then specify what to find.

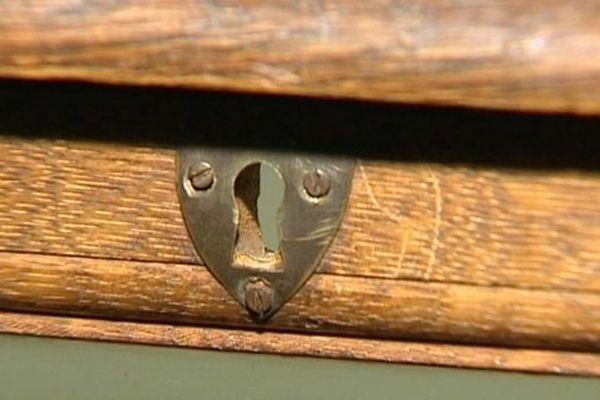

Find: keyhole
258;164;285;251
233;162;284;270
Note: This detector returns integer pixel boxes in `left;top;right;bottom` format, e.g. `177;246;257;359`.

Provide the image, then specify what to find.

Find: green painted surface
258;162;285;251
0;334;598;399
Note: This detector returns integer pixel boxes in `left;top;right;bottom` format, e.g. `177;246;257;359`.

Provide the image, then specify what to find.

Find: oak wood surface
1;1;600;114
0;134;599;366
1;312;598;376
0;138;598;293
0;251;599;351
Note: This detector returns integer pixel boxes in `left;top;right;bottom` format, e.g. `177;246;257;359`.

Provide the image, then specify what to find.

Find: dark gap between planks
0;78;599;171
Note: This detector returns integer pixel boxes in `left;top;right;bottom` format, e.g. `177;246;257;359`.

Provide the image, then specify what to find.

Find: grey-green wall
0;334;598;400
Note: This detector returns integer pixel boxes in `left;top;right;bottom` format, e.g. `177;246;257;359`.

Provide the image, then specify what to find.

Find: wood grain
0;137;598;293
1;312;599;376
1;1;600;114
0;251;599;350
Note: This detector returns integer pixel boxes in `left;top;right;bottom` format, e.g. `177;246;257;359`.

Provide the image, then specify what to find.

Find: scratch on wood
359;163;412;274
424;169;443;281
359;164;405;224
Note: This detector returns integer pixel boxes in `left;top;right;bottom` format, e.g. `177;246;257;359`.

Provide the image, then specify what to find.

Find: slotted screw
303;169;331;198
244;279;273;318
188;161;215;191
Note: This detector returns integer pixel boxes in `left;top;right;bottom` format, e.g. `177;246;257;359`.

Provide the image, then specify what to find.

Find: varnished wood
1;1;600;114
0;252;599;351
0;138;598;293
0;129;599;368
1;312;598;377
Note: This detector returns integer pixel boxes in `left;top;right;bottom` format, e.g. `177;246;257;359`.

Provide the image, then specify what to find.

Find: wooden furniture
0;0;599;377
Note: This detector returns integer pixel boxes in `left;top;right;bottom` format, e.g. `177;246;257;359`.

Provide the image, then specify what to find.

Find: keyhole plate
177;147;355;320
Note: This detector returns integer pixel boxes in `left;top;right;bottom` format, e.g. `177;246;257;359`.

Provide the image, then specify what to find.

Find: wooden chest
0;0;599;383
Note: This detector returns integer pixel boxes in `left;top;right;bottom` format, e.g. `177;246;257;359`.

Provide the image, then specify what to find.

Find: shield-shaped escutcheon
177;147;354;320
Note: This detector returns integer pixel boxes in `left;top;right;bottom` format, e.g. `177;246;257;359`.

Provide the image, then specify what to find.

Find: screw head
303;169;331;199
244;279;273;318
188;161;215;191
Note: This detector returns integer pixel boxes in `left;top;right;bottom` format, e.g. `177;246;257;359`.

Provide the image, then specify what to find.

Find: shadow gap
1;78;599;171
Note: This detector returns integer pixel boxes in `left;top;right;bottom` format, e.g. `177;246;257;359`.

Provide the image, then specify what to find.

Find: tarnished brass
177;148;354;320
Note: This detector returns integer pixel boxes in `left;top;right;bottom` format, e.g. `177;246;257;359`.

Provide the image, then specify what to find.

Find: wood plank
1;1;600;114
0;252;599;350
1;312;598;377
0;137;598;292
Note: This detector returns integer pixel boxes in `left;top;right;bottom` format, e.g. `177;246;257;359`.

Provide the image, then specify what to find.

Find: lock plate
177;148;354;320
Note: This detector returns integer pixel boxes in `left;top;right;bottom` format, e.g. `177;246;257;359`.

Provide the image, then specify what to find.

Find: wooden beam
1;1;599;114
1;312;598;376
0;138;598;293
0;252;599;350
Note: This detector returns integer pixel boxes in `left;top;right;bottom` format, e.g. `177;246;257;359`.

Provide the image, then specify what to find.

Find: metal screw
188;161;215;191
244;279;273;317
303;169;331;198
